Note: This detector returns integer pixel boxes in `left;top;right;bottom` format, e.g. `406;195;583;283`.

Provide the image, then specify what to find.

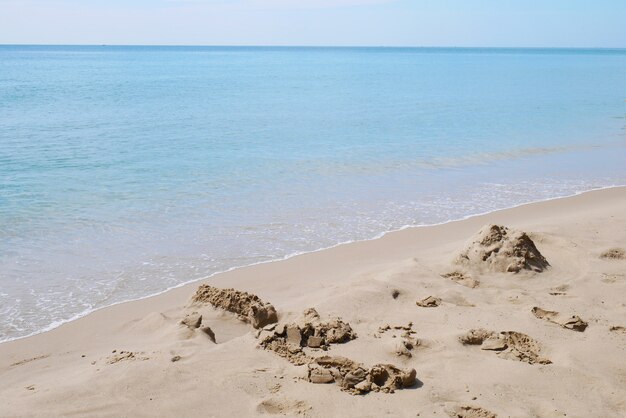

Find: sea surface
1;46;625;342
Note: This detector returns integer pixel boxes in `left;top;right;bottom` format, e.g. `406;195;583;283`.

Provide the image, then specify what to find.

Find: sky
1;0;625;47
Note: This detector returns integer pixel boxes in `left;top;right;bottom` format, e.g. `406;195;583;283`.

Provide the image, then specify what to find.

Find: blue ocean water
0;46;625;342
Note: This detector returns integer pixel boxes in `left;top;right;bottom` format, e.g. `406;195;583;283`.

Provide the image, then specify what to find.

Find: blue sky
1;0;625;47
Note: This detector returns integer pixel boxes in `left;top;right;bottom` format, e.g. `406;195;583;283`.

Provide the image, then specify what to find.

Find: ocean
0;46;625;342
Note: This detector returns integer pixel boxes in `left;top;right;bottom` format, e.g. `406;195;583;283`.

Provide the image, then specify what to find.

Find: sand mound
180;312;217;342
531;307;588;332
459;329;551;365
260;308;355;349
442;271;480;288
258;310;415;394
416;296;441;307
600;248;625;260
307;356;416;394
258;308;356;359
192;285;278;329
448;405;497;418
456;225;549;273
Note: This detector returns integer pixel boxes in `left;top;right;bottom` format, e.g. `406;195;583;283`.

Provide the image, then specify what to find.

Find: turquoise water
0;46;625;342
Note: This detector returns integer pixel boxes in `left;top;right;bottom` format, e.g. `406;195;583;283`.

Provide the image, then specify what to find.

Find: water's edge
2;183;623;346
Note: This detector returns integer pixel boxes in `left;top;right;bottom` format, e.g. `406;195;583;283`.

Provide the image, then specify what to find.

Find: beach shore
1;186;625;417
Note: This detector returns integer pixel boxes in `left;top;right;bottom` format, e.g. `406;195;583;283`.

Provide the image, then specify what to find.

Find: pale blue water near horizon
0;46;625;342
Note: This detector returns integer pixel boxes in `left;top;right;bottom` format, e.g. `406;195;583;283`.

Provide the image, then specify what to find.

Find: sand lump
457;225;549;273
180;312;217;342
258;309;416;394
531;307;588;332
416;296;441;307
258;308;356;357
192;285;278;329
307;356;417;394
459;329;551;365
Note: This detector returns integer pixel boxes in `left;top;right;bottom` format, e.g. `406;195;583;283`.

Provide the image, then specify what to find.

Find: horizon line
2;43;626;50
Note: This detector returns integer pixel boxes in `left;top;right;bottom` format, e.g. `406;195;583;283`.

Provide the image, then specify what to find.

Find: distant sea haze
0;46;625;342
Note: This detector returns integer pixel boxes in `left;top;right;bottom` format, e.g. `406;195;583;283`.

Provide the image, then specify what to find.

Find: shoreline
1;185;625;416
2;184;624;346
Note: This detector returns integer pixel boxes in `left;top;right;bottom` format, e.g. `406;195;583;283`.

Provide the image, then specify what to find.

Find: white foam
2;183;623;345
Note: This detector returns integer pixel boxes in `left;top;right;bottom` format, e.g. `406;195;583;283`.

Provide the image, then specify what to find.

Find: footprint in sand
459;329;551;365
10;354;50;367
601;273;625;284
376;323;419;358
600;248;625;260
256;398;311;416
548;284;569;296
106;350;149;364
448;405;497;418
442;271;480;288
531;307;588;332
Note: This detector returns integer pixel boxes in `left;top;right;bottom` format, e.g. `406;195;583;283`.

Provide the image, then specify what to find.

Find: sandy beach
1;186;625;417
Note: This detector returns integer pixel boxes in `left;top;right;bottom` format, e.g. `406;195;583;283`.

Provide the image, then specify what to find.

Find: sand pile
257;308;356;364
258;309;416;394
307;356;416;394
192;285;278;329
531;307;588;332
459;329;551;365
456;225;549;273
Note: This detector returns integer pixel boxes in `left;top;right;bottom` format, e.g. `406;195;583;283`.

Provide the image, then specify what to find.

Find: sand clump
258;308;356;364
448;405;497;418
258;309;416;394
442;271;480;288
609;326;626;334
192;285;278;329
531;307;588;332
459;329;551;365
307;356;417;394
600;248;625;260
180;312;216;342
456;225;549;273
416;296;441;307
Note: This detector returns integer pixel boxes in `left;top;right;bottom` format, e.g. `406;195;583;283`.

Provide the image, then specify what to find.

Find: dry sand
1;187;625;417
